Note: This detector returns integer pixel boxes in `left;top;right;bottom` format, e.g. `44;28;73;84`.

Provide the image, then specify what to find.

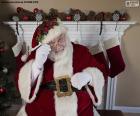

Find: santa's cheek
51;41;66;52
56;45;64;51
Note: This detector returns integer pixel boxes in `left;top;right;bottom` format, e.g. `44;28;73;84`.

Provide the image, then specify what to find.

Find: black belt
40;81;86;92
40;77;87;97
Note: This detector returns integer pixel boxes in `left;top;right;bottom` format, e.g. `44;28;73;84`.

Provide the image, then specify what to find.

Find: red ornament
33;8;39;14
0;41;5;52
0;87;6;94
22;16;29;21
66;15;72;21
44;27;49;33
120;13;129;21
17;7;23;13
0;48;5;52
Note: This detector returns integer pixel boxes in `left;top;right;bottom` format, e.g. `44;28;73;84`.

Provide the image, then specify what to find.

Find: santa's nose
53;41;58;48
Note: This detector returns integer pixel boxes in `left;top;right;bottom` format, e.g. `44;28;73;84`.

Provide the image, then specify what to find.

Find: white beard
48;48;65;61
51;36;78;116
48;50;56;61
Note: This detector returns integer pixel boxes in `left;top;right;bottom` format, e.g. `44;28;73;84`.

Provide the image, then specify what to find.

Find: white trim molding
108;76;140;114
113;106;140;113
4;21;136;47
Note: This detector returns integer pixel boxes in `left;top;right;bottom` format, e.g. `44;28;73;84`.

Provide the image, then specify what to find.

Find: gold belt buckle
55;75;73;97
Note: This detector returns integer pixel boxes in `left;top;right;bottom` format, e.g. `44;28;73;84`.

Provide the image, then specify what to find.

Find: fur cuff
18;60;43;103
83;67;104;106
12;42;23;57
16;105;27;116
42;24;67;44
104;38;120;50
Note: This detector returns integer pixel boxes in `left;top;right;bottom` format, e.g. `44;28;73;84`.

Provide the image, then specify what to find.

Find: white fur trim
42;24;67;44
93;107;101;116
88;38;120;55
16;105;27;116
85;85;96;104
83;67;105;106
53;37;73;77
88;44;103;55
53;38;78;116
54;93;78;116
12;42;23;57
18;60;43;103
104;38;120;50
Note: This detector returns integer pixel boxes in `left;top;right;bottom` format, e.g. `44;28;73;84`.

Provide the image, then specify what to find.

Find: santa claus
16;18;107;116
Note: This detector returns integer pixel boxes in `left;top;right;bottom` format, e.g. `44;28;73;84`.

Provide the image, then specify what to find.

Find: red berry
17;7;23;13
0;87;6;94
66;16;72;21
22;16;29;21
33;8;39;13
0;48;5;52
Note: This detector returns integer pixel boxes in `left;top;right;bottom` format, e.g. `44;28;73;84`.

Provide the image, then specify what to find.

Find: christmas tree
0;23;21;115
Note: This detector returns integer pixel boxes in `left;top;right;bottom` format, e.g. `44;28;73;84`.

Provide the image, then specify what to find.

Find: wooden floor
2;110;140;116
124;113;140;116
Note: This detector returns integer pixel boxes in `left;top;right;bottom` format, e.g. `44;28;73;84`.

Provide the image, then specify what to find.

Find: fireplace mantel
5;21;136;49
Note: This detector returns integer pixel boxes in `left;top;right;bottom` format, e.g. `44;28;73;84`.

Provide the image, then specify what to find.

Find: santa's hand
71;72;92;90
12;37;24;57
31;44;51;84
33;44;51;69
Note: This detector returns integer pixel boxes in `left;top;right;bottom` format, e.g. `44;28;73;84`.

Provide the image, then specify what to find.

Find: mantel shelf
4;21;136;47
4;21;136;25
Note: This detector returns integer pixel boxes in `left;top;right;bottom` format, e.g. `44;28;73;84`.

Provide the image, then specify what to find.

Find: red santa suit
16;19;107;116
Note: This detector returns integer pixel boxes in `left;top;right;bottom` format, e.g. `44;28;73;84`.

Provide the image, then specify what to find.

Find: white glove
34;44;51;69
71;72;92;90
12;37;24;57
31;44;51;84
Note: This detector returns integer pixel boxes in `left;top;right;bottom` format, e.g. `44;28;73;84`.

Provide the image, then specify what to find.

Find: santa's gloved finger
73;82;83;90
71;78;77;86
37;44;51;53
71;78;79;87
77;85;83;90
71;78;84;90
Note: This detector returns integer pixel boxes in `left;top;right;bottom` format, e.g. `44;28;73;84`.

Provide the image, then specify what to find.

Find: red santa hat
21;18;68;62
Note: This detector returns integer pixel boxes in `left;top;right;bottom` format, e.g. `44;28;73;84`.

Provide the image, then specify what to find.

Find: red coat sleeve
73;43;108;81
84;47;109;81
73;43;107;104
